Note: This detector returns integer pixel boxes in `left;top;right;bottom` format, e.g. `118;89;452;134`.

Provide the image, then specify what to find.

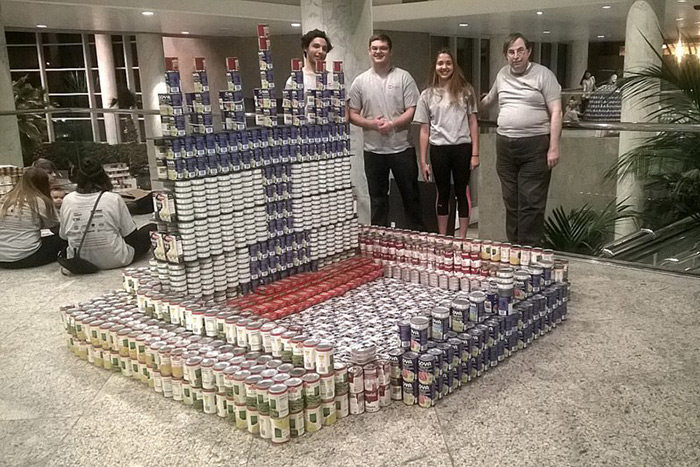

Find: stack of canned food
392;269;569;408
359;226;568;292
254;24;278;128
60;289;357;444
221;57;246;131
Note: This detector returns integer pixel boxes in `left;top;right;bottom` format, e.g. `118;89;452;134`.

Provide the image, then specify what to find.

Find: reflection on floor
1;255;699;466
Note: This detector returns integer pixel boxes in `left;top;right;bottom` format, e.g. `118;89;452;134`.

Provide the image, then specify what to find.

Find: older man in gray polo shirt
481;33;562;246
348;33;425;230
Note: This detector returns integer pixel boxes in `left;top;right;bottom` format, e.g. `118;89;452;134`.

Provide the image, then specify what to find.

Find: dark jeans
124;223;158;262
496;134;551;246
0;234;67;269
364;148;425;230
430;143;471;218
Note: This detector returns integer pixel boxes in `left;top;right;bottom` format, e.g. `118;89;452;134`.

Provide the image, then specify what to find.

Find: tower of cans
151;24;358;301
186;58;214;135
220;57;246;131
254;25;277;128
159;58;186;137
282;58;305;126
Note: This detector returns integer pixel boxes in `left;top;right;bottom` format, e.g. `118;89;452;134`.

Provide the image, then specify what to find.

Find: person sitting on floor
0;167;68;269
59;158;156;271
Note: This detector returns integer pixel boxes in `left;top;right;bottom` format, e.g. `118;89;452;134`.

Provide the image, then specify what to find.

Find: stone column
616;0;664;237
300;0;372;224
136;34;166;183
568;38;589;90
0;5;23;166
95;34;120;144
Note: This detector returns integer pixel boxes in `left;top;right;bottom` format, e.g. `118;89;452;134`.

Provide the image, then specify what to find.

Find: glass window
557;43;568;85
541;43;553;69
91;70;100;93
8;46;40;69
430;35;450;58
133;69;141;92
97;119;107;142
53;119;94;141
131;42;139;67
41;33;82;44
46;70;87;93
112;43;126;67
6;31;37;44
87;43;98;67
456;37;475;84
11;71;42;88
50;94;90;109
43;45;86;68
481;39;490;92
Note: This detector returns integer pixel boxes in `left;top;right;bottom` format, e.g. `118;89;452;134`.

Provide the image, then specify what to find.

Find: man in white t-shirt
285;29;332;91
348;33;425;230
481;33;562;246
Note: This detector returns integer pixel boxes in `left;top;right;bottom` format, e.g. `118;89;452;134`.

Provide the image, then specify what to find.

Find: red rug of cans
227;257;383;320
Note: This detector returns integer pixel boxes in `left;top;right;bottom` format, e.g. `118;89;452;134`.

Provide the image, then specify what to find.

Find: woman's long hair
580;69;592;86
0;167;55;225
426;48;475;106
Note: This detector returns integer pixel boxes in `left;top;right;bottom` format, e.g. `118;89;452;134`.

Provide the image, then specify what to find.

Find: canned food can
235;403;248;430
335;393;349;418
401;351;419;383
348;365;364;394
246;407;260;435
321;399;337;425
418;382;434;408
402;380;417;406
391;383;403;401
271;416;291;444
259;414;272;439
417;354;436;385
289;410;305;438
379;384;392;407
365;389;380;413
304;405;322;432
349;391;365;414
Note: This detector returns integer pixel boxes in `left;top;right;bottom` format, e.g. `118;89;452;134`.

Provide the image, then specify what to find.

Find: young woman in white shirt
0;167;67;268
59;158;156;271
414;48;479;238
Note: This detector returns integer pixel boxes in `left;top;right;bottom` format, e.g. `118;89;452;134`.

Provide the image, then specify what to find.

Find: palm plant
13;75;51;163
605;35;700;228
543;200;636;255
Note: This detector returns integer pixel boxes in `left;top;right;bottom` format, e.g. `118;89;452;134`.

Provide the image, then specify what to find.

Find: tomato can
349;391;365;415
321;399;337;426
304;405;322;432
289;410;305;438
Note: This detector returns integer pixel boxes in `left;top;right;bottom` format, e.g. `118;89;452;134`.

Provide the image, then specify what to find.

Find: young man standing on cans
285;29;332;91
348;33;426;231
481;33;562;246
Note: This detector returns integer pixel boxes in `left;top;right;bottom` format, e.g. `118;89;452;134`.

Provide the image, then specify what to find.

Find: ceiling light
597;35;605;38
459;23;468;27
36;24;47;28
536;11;544;15
677;17;685;21
602;5;611;9
181;31;190;35
543;30;551;34
141;11;154;16
291;23;301;27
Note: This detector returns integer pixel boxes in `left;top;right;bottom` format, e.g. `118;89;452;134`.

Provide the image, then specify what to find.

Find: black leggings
124;223;158;263
0;234;67;269
430;143;471;218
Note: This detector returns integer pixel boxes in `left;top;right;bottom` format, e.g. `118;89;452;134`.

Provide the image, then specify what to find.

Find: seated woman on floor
0;167;67;269
59;158;156;270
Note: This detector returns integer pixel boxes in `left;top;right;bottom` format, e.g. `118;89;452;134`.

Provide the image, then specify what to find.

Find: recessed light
291;23;301;27
677;17;685;22
141;11;154;16
536;11;544;15
597;35;605;38
602;5;612;9
181;31;190;35
36;24;47;28
459;23;468;27
543;30;551;34
662;44;668;49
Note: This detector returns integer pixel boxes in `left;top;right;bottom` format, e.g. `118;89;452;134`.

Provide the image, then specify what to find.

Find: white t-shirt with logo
0;199;58;262
413;88;478;146
348;66;420;154
59;191;136;270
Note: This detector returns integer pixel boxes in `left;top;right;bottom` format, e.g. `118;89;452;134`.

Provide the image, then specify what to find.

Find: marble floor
1;256;699;467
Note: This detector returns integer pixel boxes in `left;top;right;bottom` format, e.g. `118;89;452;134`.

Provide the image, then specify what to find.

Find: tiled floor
1;256;699;467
